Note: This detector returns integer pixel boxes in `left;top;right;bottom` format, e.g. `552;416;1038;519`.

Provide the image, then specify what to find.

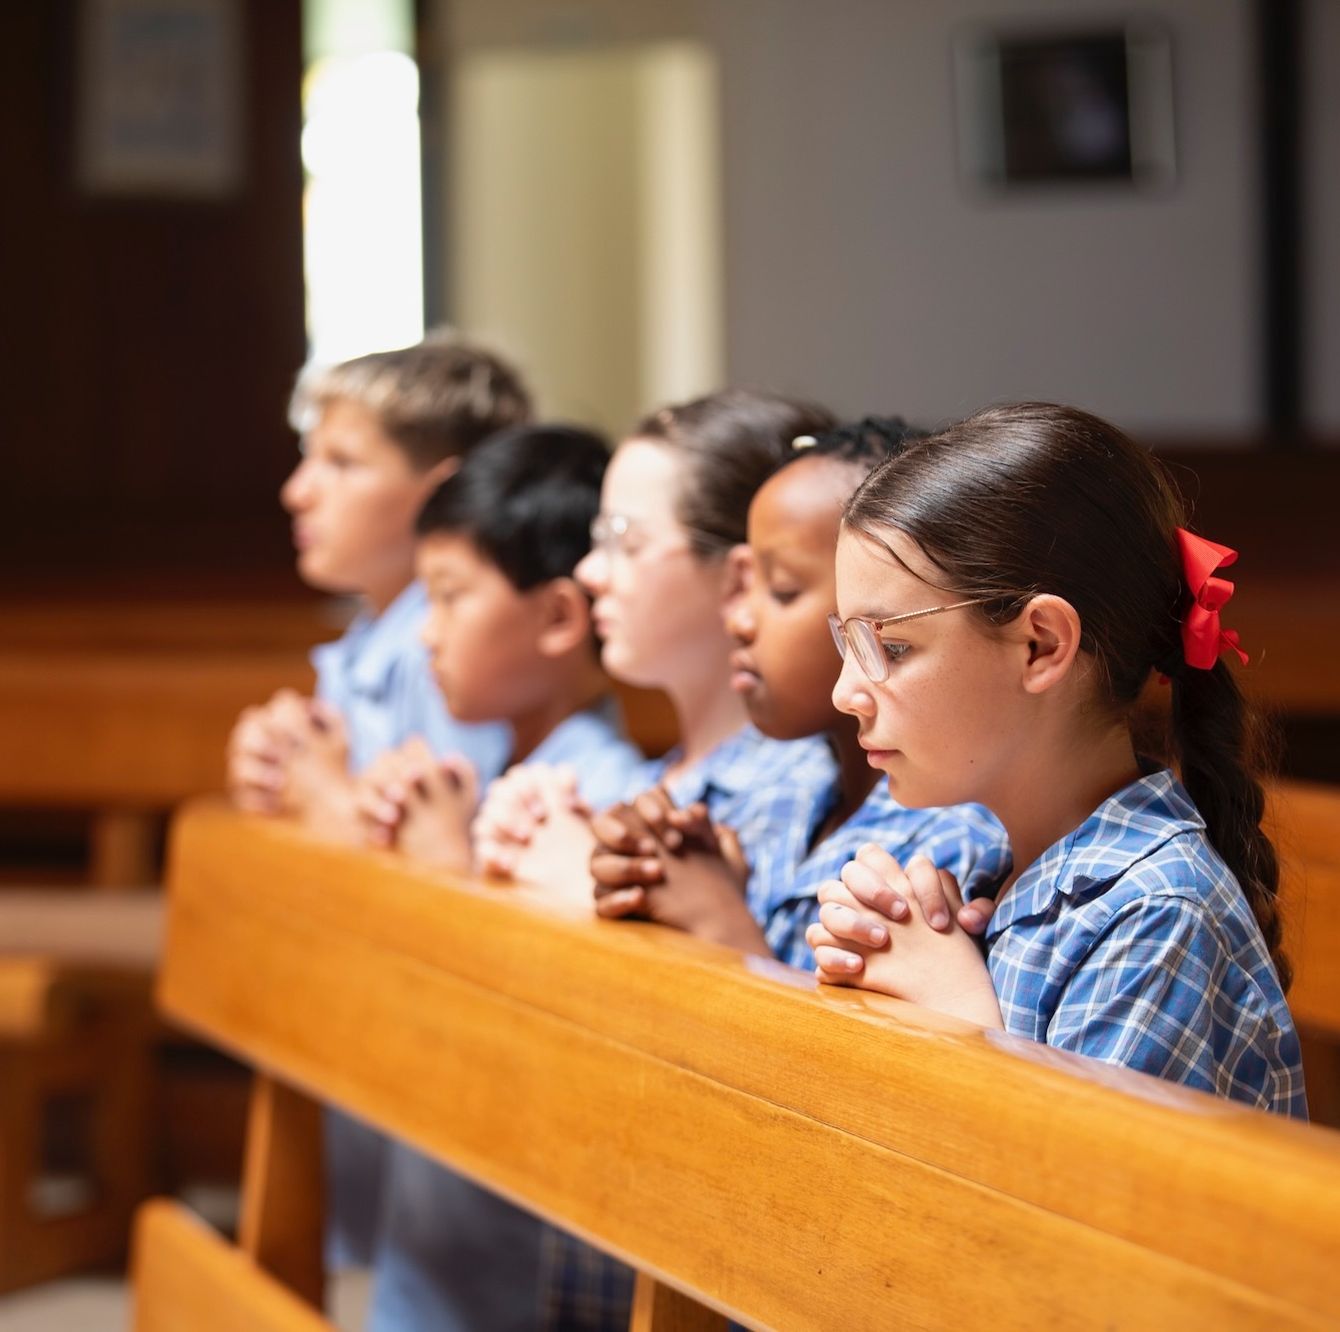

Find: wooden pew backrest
137;802;1340;1331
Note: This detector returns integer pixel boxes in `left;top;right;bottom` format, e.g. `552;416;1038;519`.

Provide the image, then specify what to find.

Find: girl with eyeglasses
807;402;1305;1116
470;388;844;1331
586;419;1010;968
471;388;841;904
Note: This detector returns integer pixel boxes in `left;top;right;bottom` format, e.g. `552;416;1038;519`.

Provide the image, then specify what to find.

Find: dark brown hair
632;389;835;558
290;329;533;470
845;401;1287;989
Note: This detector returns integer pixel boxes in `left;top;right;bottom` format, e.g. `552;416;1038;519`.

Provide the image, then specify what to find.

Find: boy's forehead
309;397;400;452
416;530;480;575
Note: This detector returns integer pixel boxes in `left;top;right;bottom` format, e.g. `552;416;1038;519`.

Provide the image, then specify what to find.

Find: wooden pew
0;648;317;886
1274;779;1340;1039
0;594;676;885
132;801;1340;1331
0;957;155;1294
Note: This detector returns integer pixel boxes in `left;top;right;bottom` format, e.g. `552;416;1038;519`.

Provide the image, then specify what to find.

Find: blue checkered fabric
641;724;839;865
969;768;1306;1118
755;781;1011;969
312;580;511;780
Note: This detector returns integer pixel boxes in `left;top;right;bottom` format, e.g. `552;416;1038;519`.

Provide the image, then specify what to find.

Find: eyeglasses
589;513;721;562
827;598;996;683
589;513;653;560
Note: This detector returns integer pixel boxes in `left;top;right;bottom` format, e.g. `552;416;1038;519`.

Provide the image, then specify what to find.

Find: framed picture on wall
953;22;1175;191
76;0;243;198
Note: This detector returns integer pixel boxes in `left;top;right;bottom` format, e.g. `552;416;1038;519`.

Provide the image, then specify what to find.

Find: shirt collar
665;727;832;807
986;768;1205;937
312;581;429;699
525;695;626;769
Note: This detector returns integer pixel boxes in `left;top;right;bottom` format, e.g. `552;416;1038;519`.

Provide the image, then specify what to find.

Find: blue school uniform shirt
968;768;1306;1119
311;580;511;779
523;694;646;809
755;779;1011;970
634;723;839;863
365;694;643;1332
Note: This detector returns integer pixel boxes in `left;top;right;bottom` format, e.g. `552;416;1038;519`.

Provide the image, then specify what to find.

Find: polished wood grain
133;1200;333;1332
1273;779;1340;1036
238;1076;325;1308
139;802;1340;1330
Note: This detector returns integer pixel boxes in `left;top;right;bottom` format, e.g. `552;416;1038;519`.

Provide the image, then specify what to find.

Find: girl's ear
535;577;595;658
421;455;461;492
1017;594;1083;695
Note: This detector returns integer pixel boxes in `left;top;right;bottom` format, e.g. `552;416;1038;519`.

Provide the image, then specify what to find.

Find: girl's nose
832;652;875;717
575;547;608;596
723;592;756;644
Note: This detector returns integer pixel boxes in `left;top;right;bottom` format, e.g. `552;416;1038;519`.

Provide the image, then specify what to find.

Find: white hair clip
791;434;817;451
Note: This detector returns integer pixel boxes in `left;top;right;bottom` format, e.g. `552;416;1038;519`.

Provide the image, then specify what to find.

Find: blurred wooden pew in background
0;593;677;887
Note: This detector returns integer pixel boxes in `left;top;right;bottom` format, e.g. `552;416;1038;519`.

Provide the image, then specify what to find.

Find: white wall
708;0;1259;436
438;0;1334;439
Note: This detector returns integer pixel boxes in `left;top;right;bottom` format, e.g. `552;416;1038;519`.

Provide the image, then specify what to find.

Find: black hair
845;402;1288;990
632;389;836;557
787;415;927;470
416;424;609;590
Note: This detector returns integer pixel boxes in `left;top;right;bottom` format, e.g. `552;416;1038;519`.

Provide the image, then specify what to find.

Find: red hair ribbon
1175;527;1249;670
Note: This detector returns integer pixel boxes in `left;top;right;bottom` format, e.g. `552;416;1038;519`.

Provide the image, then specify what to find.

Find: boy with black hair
354;422;644;863
349;423;644;1332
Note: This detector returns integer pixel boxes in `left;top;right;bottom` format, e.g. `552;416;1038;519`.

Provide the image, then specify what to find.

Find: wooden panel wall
0;1;306;584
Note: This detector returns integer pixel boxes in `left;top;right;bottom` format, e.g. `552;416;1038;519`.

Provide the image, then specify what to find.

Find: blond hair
290;329;532;469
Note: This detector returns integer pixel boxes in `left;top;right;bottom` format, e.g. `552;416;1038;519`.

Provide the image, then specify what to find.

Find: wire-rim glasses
827;597;996;683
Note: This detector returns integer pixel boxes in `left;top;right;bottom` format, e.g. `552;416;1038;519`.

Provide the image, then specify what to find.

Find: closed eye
880;640;911;665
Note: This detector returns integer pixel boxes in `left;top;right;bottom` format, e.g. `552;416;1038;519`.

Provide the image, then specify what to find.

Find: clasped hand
353;737;478;870
806;844;1003;1026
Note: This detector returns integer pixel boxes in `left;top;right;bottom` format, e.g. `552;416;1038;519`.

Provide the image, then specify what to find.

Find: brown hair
289;329;532;470
632;388;835;558
845;401;1288;989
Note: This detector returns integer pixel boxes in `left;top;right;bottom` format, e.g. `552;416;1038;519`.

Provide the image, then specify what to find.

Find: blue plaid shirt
757;780;1010;969
969;768;1306;1118
312;580;511;779
638;724;839;867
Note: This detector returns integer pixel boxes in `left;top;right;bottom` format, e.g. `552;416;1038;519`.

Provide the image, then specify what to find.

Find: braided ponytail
1168;643;1289;991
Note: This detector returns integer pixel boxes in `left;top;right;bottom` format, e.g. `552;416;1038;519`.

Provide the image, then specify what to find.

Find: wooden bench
130;800;1340;1330
1274;778;1340;1040
0;594;676;886
0;957;156;1294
